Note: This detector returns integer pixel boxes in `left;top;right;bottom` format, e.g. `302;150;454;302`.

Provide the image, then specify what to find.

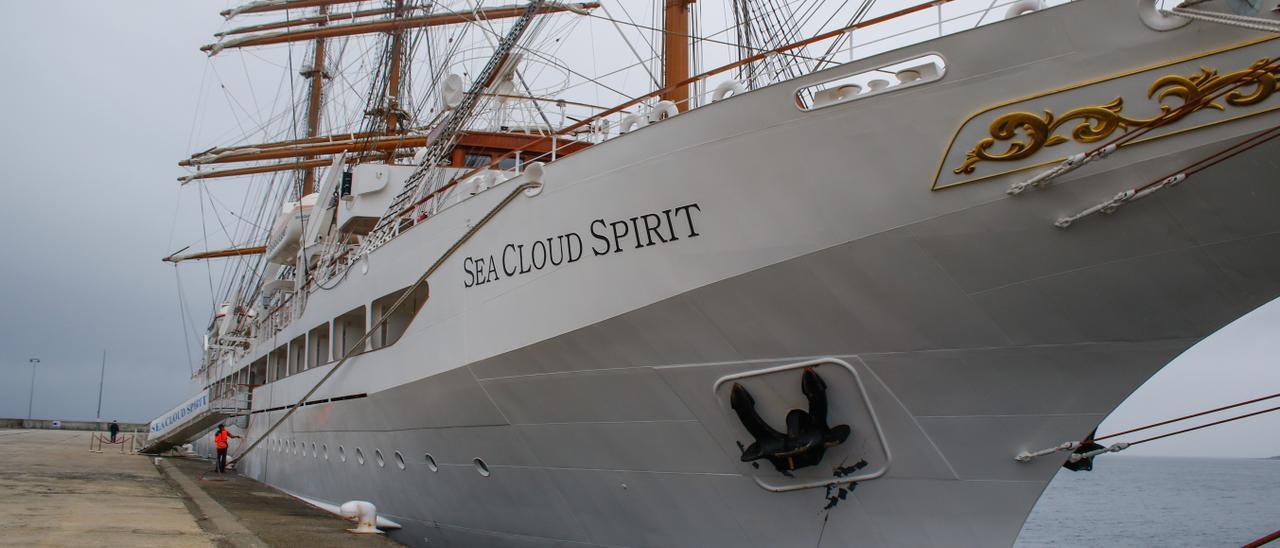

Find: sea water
1016;457;1280;547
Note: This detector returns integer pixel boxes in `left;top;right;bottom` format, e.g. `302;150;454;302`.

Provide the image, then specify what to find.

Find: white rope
1166;7;1280;32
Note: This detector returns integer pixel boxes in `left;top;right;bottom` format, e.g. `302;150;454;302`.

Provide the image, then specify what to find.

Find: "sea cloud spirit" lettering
463;203;701;288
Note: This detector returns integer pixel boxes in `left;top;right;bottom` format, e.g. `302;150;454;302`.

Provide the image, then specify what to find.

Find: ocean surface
1016;456;1280;547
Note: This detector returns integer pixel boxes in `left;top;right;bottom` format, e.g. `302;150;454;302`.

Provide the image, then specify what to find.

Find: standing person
213;425;240;474
108;420;119;443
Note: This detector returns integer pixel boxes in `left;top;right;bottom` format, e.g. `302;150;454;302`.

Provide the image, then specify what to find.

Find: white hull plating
187;3;1280;546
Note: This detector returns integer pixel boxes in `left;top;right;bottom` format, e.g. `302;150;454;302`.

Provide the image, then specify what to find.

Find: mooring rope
1095;391;1280;441
1017;391;1280;463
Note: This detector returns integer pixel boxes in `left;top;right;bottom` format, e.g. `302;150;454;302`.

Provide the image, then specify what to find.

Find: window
269;346;287;381
335;306;367;357
463;153;492;168
308;322;331;368
371;284;429;350
288;334;306;374
498;156;519;171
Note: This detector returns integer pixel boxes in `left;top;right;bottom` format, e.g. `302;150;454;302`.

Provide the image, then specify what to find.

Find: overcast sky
0;1;1275;457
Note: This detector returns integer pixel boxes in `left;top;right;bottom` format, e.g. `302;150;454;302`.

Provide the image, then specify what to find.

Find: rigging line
809;0;869;71
582;11;828;65
195;182;218;305
209;64;253;138
238;51;264;120
1127;404;1280;446
599;3;661;88
233;180;543;466
1096;391;1280;442
612;0;659;62
173;268;197;376
187;60;214;155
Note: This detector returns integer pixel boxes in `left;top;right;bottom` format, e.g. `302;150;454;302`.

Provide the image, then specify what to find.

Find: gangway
140;387;250;454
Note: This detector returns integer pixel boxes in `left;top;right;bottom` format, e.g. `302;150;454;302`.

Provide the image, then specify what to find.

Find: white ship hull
184;3;1280;545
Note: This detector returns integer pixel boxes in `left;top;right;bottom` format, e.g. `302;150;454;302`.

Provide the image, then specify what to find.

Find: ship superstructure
150;1;1280;546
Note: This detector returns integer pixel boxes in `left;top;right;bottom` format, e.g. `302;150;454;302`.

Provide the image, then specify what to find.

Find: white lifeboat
265;193;318;266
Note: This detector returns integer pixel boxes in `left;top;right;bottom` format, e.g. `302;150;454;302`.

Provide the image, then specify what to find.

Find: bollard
339;501;383;534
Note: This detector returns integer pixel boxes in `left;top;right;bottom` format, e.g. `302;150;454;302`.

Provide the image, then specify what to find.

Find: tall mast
661;0;695;111
302;5;328;196
385;0;406;161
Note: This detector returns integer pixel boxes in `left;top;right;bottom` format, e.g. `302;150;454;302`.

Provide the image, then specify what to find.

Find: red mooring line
1096;391;1280;441
1244;528;1280;548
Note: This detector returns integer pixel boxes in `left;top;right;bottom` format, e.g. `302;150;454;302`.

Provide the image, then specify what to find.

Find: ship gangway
140;387;250;454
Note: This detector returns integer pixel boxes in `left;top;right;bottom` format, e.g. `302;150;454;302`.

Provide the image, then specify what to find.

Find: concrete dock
0;429;400;547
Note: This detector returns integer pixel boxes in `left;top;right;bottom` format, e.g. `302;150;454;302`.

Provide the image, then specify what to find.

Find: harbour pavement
0;429;400;547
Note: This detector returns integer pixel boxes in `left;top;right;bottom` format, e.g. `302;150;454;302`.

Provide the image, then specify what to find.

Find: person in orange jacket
213;425;240;474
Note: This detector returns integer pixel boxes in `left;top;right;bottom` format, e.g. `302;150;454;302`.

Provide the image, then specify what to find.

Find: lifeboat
265;193;318;266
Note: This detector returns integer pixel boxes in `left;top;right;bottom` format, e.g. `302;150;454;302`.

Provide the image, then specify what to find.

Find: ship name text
463;203;702;288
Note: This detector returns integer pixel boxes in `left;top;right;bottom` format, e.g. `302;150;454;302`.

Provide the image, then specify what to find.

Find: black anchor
730;367;852;474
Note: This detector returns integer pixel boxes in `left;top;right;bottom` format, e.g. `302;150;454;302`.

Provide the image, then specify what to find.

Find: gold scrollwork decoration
952;58;1280;175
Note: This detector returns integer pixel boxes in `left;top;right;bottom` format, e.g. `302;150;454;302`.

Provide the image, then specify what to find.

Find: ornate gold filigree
952;58;1280;175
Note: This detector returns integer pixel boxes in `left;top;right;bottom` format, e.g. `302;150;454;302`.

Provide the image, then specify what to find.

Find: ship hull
192;2;1280;546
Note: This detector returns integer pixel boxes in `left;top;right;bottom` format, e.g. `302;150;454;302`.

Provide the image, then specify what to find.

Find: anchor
731;367;852;474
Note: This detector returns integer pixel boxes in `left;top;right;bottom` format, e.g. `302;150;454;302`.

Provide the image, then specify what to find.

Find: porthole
424;453;438;472
394;451;406;470
322;444;328;460
356;448;366;465
473;458;490;477
375;449;385;468
312;443;317;458
338;445;346;462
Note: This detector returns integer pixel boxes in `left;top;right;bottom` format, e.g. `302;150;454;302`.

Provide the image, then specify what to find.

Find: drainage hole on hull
375;449;385;468
425;453;438;472
474;458;490;477
338;445;346;462
394;451;406;470
356;448;366;465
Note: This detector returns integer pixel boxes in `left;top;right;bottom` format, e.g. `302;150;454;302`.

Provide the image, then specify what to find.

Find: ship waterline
171;1;1280;546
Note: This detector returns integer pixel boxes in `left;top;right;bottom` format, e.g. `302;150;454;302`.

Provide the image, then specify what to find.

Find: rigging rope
1095;391;1280;441
1017;391;1280;464
231;179;542;466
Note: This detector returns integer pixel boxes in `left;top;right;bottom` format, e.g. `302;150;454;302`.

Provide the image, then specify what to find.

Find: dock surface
0;429;401;547
0;429;213;547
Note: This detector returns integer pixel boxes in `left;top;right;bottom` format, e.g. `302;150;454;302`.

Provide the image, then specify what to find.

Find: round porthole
312;443;317;458
473;458;490;477
394;451;406;470
375;449;385;468
424;453;438;472
322;444;328;460
338;445;346;462
356;448;366;465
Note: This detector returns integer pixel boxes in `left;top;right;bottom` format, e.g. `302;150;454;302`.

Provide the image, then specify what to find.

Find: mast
661;0;695;111
302;5;328;196
384;0;406;162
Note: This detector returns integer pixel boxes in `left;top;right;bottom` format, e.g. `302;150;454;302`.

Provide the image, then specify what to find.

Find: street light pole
96;350;106;419
26;358;40;420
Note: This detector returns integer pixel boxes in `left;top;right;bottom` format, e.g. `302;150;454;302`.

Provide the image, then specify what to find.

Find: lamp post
26;358;40;420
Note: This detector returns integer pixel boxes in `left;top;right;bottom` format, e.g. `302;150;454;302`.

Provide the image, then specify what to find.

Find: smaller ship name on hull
463;203;702;288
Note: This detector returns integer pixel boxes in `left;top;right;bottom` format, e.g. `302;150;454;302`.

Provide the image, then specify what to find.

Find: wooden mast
302;5;328;196
384;0;406;162
661;0;695;111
